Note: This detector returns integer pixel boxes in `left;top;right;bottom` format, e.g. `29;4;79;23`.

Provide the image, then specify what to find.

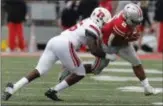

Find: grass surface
1;57;163;106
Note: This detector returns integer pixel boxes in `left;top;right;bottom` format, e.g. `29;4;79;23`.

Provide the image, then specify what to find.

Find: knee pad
132;60;142;67
72;64;86;76
132;64;142;68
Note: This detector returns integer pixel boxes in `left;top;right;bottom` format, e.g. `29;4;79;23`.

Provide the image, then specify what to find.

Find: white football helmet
90;7;112;28
123;3;143;27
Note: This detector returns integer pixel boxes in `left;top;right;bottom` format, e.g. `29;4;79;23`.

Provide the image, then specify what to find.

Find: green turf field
1;57;163;106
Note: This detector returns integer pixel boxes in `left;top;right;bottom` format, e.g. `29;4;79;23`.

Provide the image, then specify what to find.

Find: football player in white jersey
2;7;112;101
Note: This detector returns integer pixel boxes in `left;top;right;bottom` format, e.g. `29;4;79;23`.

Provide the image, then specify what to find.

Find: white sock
141;78;150;87
11;77;29;94
52;80;69;92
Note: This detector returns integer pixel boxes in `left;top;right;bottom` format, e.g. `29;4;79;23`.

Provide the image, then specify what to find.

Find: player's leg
58;44;116;82
58;64;92;82
45;42;86;101
118;44;160;95
2;38;58;101
91;57;110;75
91;44;119;74
58;57;109;82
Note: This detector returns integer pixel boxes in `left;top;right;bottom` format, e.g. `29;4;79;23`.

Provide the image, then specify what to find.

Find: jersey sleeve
85;24;101;39
112;18;127;37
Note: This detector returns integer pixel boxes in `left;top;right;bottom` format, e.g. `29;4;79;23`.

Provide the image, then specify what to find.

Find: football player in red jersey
59;3;160;96
91;3;160;96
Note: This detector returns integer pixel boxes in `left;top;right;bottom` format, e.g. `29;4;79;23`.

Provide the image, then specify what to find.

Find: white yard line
152;102;163;106
103;69;163;74
20;87;110;91
91;76;163;82
3;68;162;74
57;61;131;66
2;80;162;86
117;86;163;93
3;60;131;66
2;101;150;106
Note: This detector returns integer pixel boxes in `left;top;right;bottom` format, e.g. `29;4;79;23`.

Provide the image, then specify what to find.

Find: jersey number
69;21;83;31
122;21;127;28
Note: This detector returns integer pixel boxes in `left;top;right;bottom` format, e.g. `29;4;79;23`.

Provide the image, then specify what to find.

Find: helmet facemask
126;16;143;27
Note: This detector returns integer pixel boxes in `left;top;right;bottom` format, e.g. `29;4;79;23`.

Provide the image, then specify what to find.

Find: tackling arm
85;29;106;58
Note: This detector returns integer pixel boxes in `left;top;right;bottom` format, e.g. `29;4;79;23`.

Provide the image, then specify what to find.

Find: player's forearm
87;38;106;58
90;47;106;58
86;32;106;58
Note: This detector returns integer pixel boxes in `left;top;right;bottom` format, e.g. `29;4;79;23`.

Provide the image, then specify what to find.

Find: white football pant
35;36;86;76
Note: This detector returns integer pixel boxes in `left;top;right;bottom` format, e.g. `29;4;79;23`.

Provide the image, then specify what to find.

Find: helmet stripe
135;5;142;17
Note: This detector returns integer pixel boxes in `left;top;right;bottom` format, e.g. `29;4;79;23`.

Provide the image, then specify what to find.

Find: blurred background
1;1;162;105
1;0;163;53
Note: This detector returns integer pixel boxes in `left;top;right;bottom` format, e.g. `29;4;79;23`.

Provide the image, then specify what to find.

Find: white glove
105;54;116;61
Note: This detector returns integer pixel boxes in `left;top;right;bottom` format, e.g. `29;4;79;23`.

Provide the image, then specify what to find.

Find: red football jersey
102;12;136;46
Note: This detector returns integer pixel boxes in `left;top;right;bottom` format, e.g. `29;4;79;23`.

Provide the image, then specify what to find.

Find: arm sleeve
85;25;106;58
86;35;106;58
85;29;97;40
85;24;101;39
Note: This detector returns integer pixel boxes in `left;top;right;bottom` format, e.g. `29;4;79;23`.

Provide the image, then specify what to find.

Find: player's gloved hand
105;53;116;61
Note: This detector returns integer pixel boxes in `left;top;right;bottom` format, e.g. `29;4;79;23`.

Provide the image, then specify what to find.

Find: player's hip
47;36;78;54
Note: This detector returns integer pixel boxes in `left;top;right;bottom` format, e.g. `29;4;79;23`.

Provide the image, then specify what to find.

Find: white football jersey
60;18;102;50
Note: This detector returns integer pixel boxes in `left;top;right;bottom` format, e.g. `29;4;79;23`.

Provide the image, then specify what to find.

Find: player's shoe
45;89;63;101
144;86;161;96
2;83;14;101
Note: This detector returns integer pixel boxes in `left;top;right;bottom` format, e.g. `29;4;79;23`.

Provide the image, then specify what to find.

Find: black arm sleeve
85;30;106;58
85;29;97;40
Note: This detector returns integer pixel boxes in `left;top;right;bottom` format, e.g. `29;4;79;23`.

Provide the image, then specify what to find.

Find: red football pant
158;22;163;52
8;22;25;51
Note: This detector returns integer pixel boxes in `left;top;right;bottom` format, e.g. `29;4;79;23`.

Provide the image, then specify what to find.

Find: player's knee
26;69;41;82
36;69;43;76
75;71;86;77
35;67;47;76
72;64;86;76
73;74;85;78
131;59;141;67
132;64;142;68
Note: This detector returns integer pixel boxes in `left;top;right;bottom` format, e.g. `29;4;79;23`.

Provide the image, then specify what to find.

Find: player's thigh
118;44;141;66
57;42;85;76
36;40;58;75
